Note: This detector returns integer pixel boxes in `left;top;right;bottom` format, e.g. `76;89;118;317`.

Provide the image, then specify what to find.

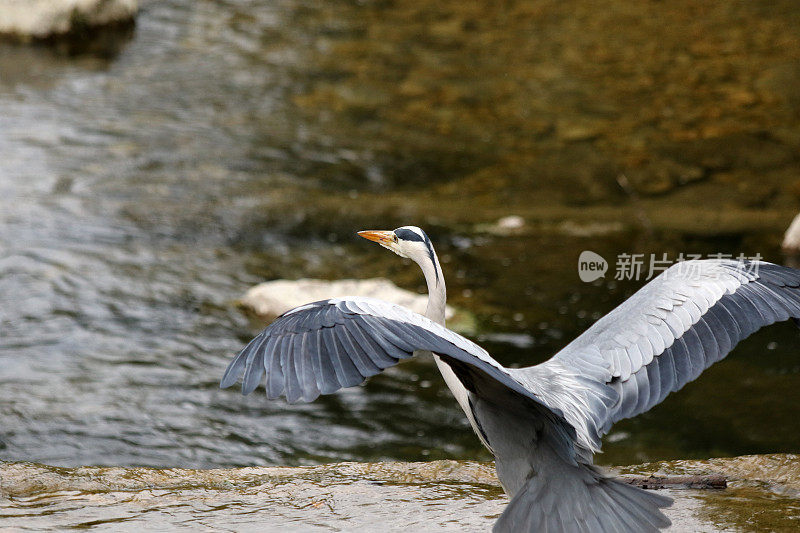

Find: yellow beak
357;230;395;246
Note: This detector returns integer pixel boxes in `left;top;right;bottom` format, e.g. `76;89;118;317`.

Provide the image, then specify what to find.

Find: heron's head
358;226;437;266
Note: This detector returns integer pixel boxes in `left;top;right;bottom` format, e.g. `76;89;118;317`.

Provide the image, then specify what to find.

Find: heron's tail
493;465;672;533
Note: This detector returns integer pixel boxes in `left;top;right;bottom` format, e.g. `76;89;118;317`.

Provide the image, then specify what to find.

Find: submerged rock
0;0;137;41
240;278;476;334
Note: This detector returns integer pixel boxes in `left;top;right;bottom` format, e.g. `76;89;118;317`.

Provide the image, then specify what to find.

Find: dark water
1;0;800;479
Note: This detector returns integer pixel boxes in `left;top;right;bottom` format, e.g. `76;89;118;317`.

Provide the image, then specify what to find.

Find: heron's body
221;226;800;532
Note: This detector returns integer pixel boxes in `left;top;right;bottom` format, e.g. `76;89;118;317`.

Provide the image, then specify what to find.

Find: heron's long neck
419;246;489;450
421;251;446;325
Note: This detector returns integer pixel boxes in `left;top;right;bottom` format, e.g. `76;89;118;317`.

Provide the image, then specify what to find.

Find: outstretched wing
528;259;800;451
220;297;561;418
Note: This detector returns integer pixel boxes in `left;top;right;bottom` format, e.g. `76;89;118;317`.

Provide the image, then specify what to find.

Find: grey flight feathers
221;247;800;532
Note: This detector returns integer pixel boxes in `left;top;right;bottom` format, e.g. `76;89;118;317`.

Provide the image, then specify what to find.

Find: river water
1;0;800;530
2;455;800;531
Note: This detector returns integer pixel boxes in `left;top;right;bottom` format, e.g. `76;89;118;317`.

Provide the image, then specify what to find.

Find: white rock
496;215;525;230
476;215;527;236
0;0;137;40
241;278;456;320
782;213;800;254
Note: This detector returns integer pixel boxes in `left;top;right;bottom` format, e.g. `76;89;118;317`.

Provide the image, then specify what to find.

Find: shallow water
1;0;800;491
2;455;799;531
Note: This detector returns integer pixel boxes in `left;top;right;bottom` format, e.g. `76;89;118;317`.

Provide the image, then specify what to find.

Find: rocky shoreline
2;454;798;530
0;0;137;42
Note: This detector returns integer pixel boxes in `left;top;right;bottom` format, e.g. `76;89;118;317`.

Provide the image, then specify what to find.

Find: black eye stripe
394;228;425;242
394;227;440;285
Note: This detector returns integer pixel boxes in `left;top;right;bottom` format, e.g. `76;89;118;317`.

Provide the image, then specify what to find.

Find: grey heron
221;226;800;532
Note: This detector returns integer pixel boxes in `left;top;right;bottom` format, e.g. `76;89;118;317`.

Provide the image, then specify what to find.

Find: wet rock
559;220;625;237
626;168;675;196
0;0;137;42
663;132;794;173
528;145;622;205
240;278;476;334
756;63;800;106
726;88;758;108
620;453;800;528
556;118;606;143
625;158;706;196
